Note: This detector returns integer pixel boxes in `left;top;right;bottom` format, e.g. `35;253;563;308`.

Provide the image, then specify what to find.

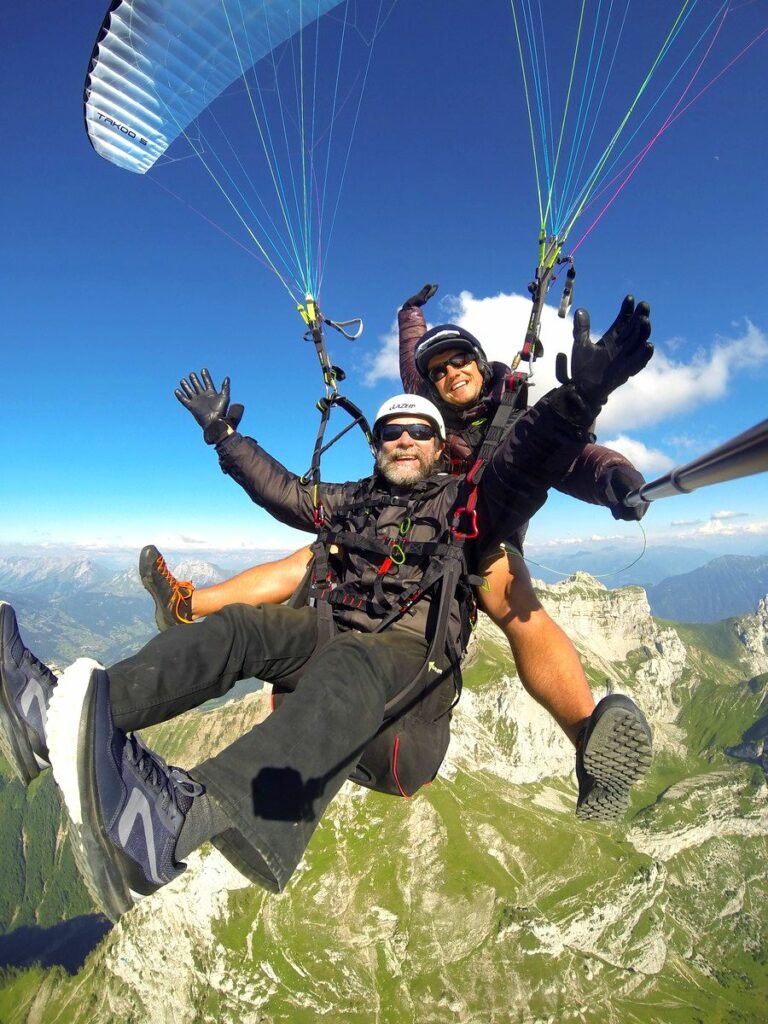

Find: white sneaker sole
48;658;134;921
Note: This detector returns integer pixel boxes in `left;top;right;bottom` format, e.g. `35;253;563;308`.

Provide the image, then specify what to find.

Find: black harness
270;474;480;797
449;371;530;541
276;298;533;796
270;376;532;799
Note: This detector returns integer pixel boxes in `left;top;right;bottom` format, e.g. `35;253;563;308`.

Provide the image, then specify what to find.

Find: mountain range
4;547;768;636
1;572;767;1022
646;554;768;623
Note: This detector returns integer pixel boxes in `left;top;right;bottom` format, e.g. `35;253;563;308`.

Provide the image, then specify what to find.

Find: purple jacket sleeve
214;432;351;534
556;443;641;506
398;305;430;397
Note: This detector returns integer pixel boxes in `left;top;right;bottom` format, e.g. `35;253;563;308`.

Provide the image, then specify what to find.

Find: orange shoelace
154;553;195;624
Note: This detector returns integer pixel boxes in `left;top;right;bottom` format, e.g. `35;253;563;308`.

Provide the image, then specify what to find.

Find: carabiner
390;543;406;566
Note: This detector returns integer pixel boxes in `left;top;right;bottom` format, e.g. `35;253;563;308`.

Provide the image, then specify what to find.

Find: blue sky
2;1;767;575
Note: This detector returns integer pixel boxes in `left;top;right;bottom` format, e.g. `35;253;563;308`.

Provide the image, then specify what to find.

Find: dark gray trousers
108;604;428;891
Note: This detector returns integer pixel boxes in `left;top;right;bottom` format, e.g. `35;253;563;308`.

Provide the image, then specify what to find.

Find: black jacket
215;386;596;653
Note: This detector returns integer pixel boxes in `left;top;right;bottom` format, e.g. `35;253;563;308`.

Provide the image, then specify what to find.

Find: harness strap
301;392;375;494
451;374;530;540
380;546;470;720
293;469;478;727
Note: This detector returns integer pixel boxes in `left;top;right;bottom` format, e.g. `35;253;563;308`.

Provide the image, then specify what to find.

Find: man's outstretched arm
174;367;347;533
554;296;652;521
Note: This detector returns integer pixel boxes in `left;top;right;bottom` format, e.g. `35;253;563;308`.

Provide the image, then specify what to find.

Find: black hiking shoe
0;602;57;784
47;659;203;922
139;544;194;631
576;694;653;822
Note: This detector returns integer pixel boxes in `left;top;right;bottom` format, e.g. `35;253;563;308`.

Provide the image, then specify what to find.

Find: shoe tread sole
577;705;652;823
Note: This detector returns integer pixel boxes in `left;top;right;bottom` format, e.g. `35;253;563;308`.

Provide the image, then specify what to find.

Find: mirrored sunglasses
428;351;476;383
377;422;437;443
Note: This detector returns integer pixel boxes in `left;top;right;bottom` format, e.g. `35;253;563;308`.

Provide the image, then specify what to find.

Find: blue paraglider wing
84;0;345;175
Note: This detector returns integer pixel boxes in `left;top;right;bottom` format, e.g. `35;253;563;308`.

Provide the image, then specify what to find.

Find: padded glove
401;283;439;309
556;295;653;412
599;464;649;521
175;368;243;444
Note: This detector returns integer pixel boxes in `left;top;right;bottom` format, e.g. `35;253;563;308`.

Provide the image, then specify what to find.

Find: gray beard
376;446;441;486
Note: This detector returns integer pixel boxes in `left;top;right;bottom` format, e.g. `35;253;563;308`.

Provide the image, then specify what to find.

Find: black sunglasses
428;351;476;383
377;422;437;443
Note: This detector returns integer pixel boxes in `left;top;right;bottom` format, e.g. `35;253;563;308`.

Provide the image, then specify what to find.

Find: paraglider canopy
84;0;396;304
85;0;346;175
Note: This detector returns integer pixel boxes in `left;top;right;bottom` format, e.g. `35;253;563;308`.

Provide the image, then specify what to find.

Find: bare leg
191;546;314;618
477;549;595;746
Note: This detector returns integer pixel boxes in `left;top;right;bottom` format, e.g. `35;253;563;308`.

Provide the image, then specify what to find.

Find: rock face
4;574;768;1024
537;572;689;723
448;572;690;786
734;595;768;676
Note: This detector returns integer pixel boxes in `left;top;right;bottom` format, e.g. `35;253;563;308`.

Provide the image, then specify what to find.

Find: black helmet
414;324;489;381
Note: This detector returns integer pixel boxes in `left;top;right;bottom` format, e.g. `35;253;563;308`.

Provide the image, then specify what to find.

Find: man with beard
0;316;653;918
140;290;649;819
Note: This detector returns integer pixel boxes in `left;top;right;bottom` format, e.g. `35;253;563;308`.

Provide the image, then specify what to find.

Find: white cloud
600;434;675;475
665;434;702;450
594;319;768;431
451;294;768;434
447;290;573;382
362;319;401;385
711;510;748;521
526;532;626;551
693;518;768;537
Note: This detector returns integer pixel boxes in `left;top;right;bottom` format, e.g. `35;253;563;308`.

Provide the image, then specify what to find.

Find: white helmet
372;393;446;440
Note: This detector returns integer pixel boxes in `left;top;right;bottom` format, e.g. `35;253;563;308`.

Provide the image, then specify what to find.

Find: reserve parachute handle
624;416;768;507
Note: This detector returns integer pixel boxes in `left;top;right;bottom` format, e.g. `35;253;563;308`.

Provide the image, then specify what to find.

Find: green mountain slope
0;762;95;934
2;577;767;1023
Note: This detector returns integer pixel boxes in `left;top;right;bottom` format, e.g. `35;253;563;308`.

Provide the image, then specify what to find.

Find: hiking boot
47;659;203;921
0;602;57;784
139;544;194;631
576;694;652;822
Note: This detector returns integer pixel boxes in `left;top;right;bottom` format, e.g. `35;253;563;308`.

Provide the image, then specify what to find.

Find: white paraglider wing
85;0;344;174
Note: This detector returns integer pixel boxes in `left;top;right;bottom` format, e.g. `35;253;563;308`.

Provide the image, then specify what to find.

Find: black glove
175;368;244;444
556;295;653;411
401;283;439;309
226;403;244;432
599;465;649;521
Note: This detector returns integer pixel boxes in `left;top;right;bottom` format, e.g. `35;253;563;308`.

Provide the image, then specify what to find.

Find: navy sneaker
47;659;203;921
576;694;653;822
0;602;57;784
139;545;195;631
